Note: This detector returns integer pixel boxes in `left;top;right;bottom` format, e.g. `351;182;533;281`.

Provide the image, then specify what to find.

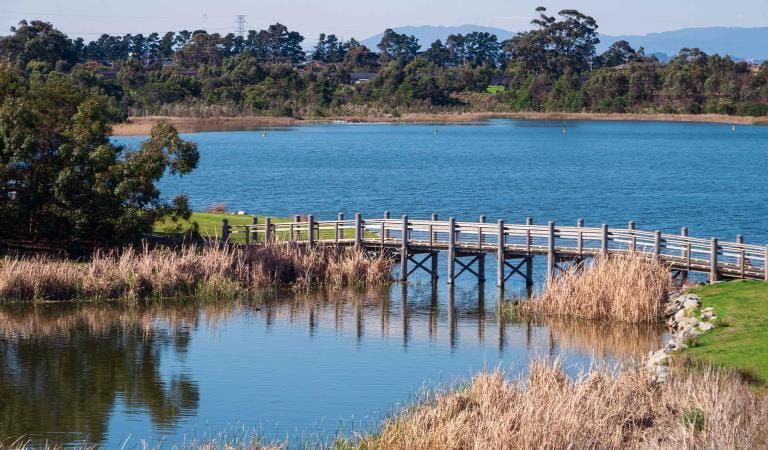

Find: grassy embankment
683;280;768;385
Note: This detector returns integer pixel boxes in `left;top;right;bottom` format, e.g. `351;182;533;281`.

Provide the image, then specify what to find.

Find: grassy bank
111;112;767;136
0;245;392;302
154;211;289;242
683;281;768;384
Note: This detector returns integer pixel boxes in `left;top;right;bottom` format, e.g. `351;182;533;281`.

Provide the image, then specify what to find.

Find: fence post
448;217;456;284
654;230;662;257
308;215;315;247
244;224;250;245
629;221;636;252
496;220;505;288
601;224;609;255
221;219;229;243
737;235;745;277
710;238;719;283
354;212;362;248
265;217;272;243
252;216;259;242
547;221;556;282
401;215;409;282
294;215;301;241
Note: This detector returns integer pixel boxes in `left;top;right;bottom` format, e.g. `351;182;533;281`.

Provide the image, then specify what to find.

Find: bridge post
577;218;584;256
478;215;487;282
431;213;438;244
252;216;259;242
526;217;533;252
737;235;745;277
244;223;250;245
354;213;362;248
497;220;505;288
628;221;636;252
680;227;689;282
448;217;456;284
384;211;390;240
654;230;662;257
336;213;343;242
710;238;719;283
294;215;301;241
601;224;609;255
400;215;409;282
265;217;272;243
221;219;229;243
307;215;315;247
431;251;439;281
547;221;556;282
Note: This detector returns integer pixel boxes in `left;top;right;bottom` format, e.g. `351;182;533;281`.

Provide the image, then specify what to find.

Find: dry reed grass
357;362;768;449
0;244;393;302
522;254;674;323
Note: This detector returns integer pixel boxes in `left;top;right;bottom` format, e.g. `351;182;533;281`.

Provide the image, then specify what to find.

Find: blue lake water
117;119;768;244
0;119;764;447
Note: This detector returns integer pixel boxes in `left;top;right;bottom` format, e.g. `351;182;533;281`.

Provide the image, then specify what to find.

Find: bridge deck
222;214;768;285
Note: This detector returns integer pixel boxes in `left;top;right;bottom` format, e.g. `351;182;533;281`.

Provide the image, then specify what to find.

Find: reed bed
357;362;768;450
522;254;675;323
0;244;393;302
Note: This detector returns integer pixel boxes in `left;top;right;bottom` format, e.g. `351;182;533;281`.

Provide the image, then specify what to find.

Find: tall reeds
0;244;393;302
522;254;675;323
358;362;768;449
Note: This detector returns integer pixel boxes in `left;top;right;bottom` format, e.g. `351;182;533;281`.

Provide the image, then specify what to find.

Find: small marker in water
434;128;439;135
562;127;568;134
731;125;736;132
262;130;267;137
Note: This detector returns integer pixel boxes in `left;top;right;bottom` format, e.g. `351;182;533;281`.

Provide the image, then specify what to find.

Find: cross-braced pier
222;213;768;287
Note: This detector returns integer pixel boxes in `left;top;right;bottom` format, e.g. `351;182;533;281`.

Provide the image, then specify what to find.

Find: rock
682;296;701;311
674;309;688;323
699;322;715;332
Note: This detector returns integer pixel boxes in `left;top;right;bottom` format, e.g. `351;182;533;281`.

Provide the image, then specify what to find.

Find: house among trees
350;72;377;84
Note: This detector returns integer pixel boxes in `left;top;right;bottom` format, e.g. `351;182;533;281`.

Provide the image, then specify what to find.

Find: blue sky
2;0;767;43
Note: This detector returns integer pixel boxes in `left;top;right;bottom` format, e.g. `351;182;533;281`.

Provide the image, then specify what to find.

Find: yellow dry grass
0;244;393;302
358;362;768;449
522;254;675;323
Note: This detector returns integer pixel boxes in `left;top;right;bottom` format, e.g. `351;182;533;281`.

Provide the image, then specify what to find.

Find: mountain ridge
359;25;768;61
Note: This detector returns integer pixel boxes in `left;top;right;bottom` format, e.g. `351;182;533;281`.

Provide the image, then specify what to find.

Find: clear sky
1;0;767;43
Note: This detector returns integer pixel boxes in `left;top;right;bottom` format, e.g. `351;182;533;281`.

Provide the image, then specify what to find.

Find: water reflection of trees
0;288;665;444
0;304;203;445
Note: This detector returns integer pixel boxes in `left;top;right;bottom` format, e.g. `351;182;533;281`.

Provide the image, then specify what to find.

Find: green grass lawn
686;280;768;384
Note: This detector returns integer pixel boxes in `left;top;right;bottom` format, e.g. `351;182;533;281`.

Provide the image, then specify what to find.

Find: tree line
1;7;767;120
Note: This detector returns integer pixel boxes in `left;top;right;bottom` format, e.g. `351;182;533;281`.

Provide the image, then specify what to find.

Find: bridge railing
223;214;768;281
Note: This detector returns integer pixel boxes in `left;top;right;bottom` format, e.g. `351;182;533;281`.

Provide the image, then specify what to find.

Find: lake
1;119;765;446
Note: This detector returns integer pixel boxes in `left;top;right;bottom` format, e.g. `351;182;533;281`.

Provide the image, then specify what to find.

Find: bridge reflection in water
0;287;665;446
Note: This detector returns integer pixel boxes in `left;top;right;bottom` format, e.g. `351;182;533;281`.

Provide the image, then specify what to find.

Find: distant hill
598;27;768;62
360;25;517;50
359;25;767;62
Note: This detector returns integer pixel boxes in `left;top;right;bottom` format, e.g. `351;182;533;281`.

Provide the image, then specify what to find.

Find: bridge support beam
547;221;556;282
400;215;408;281
710;238;719;283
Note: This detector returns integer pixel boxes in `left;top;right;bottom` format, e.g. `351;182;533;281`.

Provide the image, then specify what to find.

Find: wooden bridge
222;213;768;288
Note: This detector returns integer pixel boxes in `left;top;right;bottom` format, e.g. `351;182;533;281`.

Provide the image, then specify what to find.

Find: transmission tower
235;15;247;38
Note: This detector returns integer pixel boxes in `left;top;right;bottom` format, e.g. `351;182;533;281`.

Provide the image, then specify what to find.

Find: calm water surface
1;120;765;446
118;119;768;243
0;285;665;447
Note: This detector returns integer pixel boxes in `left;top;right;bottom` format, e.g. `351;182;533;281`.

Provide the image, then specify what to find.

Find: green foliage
1;15;767;119
680;408;705;431
0;65;198;245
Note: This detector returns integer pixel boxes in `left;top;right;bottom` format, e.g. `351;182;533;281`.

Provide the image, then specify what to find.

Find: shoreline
111;112;767;136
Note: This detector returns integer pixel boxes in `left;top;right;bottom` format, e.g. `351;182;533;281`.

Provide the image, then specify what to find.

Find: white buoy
731;125;736;132
562;127;568;134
